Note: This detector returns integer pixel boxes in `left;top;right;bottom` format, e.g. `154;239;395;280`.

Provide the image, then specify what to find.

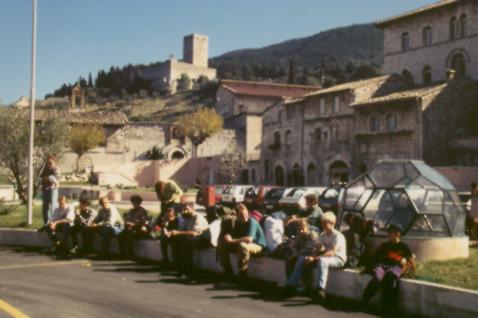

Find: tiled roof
220;80;320;99
376;0;459;27
351;83;447;107
36;110;129;125
286;75;393;104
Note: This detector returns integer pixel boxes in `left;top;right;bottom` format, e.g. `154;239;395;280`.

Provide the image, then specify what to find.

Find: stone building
260;75;409;186
215;80;320;183
377;0;478;85
142;34;217;93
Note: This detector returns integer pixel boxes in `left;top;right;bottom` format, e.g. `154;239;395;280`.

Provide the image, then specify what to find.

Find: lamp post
27;0;37;225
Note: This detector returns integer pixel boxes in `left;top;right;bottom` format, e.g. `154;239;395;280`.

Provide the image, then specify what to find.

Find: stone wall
382;0;478;84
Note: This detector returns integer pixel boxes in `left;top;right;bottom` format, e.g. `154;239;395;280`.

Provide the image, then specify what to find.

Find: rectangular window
334;96;340;113
319;98;325;115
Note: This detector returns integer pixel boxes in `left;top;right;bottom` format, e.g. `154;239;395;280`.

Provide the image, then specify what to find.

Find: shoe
314;289;326;303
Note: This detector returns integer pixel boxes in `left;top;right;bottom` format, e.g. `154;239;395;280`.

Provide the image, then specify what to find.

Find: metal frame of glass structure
340;160;466;237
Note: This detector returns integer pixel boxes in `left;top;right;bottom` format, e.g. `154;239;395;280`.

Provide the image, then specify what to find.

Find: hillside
210;23;383;84
47;23;384;110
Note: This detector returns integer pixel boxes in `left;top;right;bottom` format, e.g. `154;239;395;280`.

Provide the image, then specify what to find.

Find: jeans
42;188;58;225
363;264;403;304
71;224;95;253
288;255;345;290
45;223;71;252
171;234;210;274
94;225;122;256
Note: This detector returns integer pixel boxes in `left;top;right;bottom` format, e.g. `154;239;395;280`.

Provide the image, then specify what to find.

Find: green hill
210;23;383;84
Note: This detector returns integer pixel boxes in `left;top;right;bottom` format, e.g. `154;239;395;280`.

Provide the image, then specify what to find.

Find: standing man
286;212;347;301
154;179;183;215
40;154;61;225
45;196;75;256
217;203;266;281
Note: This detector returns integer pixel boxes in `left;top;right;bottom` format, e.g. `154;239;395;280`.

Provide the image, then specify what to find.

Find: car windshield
322;188;340;199
287;188;306;198
215;187;224;194
266;188;285;199
223;186;233;194
245;187;258;197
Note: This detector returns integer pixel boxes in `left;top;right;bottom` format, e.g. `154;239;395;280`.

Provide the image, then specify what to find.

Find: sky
0;0;436;104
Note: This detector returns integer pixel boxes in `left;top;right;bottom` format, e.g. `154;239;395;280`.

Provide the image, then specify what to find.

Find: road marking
0;260;89;271
0;299;30;318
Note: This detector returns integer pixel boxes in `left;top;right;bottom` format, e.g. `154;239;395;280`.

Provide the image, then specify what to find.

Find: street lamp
27;0;37;225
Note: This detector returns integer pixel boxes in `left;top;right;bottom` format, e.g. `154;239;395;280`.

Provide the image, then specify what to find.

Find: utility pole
27;0;37;225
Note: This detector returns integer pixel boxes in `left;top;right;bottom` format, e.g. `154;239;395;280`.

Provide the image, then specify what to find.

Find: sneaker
314;289;326;303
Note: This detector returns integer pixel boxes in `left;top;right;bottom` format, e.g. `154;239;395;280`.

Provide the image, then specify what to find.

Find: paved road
0;247;381;318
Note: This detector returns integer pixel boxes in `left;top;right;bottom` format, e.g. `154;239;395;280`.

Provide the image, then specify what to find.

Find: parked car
196;185;226;208
278;187;327;214
319;187;345;214
262;187;293;214
244;185;276;210
221;185;252;206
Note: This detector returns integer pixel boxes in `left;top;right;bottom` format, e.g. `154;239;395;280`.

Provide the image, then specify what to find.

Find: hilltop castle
142;34;217;93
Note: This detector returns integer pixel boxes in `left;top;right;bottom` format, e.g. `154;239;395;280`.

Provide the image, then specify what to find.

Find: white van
221;185;253;206
278;187;326;212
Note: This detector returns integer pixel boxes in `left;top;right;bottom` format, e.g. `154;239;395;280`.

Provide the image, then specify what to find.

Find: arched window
450;53;466;78
369;115;380;132
422;26;432;46
423;65;432;84
450;16;458;40
459;14;467;38
273;131;281;146
275;166;285;186
314;127;322;142
291;164;303;186
285;130;292;146
401;32;410;51
386;113;398;131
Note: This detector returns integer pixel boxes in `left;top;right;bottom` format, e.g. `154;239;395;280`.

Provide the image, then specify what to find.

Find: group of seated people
42;192;415;307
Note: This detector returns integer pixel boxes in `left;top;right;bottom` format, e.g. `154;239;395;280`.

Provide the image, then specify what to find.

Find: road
0;247;382;318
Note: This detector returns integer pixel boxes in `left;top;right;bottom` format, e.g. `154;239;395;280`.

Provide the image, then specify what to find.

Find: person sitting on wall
217;203;267;282
71;196;97;255
285;218;319;280
285;194;323;237
91;197;124;258
153;207;179;268
45;195;75;256
362;224;415;307
285;212;347;302
118;195;150;259
342;213;373;269
166;202;209;278
154;179;183;215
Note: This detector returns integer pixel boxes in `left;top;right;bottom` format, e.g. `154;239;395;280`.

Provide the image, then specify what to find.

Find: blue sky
0;0;436;104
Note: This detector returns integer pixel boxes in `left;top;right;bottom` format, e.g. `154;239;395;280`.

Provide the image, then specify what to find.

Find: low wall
0;185;16;201
0;229;477;318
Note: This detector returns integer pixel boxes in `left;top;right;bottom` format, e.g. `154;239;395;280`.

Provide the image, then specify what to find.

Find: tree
217;143;246;184
288;59;296;84
69;124;104;172
0;107;69;203
352;64;380;81
177;73;191;91
176;108;224;158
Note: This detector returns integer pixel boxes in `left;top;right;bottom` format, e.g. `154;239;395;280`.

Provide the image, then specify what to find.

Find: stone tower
183;34;209;68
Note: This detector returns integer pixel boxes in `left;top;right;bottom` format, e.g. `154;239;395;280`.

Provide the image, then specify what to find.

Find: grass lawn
413;247;478;290
0;204;44;229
